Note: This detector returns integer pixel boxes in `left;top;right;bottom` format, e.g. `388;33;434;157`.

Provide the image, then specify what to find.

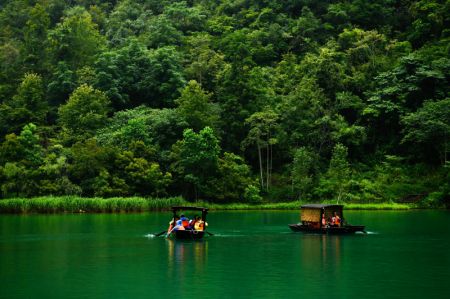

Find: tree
163;1;206;33
0;73;47;136
326;143;351;203
17;123;43;167
0;123;44;197
402;98;450;165
142;14;183;48
94;41;185;109
242;110;280;191
96;106;187;158
288;6;321;54
124;157;172;196
0;42;22;103
408;0;448;47
364;50;449;155
68;139;114;196
291;147;317;200
177;127;220;199
47;61;77;106
97;117;153;150
105;0;153;47
207;152;257;203
298;42;346;98
0;162;27;198
23;3;50;74
175;80;220;132
47;6;106;70
58;84;110;143
37;144;81;196
185;33;226;91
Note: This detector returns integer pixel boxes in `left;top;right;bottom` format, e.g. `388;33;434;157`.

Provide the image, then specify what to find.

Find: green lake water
1;210;450;298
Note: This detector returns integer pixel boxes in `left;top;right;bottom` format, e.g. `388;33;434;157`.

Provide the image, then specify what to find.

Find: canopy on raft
300;204;343;222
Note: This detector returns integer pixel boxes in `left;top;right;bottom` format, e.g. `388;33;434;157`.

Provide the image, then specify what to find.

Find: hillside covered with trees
0;0;448;206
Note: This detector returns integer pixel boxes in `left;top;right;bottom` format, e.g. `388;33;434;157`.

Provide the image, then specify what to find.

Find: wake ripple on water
144;231;377;238
209;234;246;237
355;231;378;235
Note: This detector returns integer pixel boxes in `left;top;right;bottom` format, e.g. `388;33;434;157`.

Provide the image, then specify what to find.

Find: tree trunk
266;144;269;191
270;142;273;190
257;141;264;190
445;134;448;164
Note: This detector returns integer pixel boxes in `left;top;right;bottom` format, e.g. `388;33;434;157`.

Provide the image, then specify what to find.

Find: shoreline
0;196;422;214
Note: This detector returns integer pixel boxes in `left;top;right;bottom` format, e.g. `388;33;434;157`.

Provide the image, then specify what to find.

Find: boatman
321;213;327;227
331;212;341;227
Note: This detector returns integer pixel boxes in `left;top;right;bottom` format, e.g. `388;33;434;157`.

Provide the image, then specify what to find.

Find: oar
154;230;167;237
205;231;214;236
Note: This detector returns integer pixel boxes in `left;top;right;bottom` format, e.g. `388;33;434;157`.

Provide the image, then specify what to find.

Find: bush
419;192;445;208
243;185;262;203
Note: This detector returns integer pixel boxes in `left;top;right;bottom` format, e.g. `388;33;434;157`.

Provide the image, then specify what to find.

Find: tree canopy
0;0;448;205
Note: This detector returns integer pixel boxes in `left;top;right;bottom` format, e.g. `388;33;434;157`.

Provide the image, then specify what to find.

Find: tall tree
242;110;280;191
47;6;106;70
402;98;450;165
177;127;220;199
326;143;351;203
94;41;185;109
0;73;47;136
23;3;50;74
58;84;110;143
175;80;220;132
291;147;317;200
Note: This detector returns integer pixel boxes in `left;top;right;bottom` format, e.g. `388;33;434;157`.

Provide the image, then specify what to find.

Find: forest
0;0;448;206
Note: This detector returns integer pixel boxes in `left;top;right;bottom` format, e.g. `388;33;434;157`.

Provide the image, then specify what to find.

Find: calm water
1;210;450;298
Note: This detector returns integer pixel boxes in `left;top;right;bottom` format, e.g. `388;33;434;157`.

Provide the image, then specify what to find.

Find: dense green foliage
0;0;448;206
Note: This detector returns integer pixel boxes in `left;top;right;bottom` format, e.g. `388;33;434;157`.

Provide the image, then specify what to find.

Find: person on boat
180;214;190;229
166;217;186;237
321;213;327;227
167;216;180;233
189;215;200;230
331;212;341;227
194;217;207;231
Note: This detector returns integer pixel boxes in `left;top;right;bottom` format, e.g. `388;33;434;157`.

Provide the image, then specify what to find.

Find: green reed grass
0;196;187;213
0;197;413;213
199;201;412;210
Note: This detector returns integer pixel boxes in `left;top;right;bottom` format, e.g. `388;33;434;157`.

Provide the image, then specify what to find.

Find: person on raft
331;212;341;227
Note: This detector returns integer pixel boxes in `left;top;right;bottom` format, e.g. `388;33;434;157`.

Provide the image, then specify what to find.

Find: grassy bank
203;201;412;210
0;196;187;213
0;196;415;213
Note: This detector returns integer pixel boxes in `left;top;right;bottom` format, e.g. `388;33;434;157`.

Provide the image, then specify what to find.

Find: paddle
154;230;167;237
205;231;214;236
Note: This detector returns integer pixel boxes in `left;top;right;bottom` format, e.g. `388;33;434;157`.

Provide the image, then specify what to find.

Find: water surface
1;210;449;298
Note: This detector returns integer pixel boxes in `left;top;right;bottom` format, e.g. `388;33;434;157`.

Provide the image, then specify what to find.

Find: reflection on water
299;234;343;281
166;239;208;279
1;211;450;299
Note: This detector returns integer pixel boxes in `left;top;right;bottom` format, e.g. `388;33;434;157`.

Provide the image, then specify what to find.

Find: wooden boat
288;204;366;234
168;206;209;240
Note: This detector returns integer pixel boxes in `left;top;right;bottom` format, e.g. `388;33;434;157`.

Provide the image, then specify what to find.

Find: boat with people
288;204;366;234
166;206;209;240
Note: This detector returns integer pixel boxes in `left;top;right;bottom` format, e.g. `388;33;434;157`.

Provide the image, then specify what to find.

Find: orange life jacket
196;221;204;231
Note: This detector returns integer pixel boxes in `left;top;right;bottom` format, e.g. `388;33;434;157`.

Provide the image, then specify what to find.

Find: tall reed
0;197;413;213
0;196;187;213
